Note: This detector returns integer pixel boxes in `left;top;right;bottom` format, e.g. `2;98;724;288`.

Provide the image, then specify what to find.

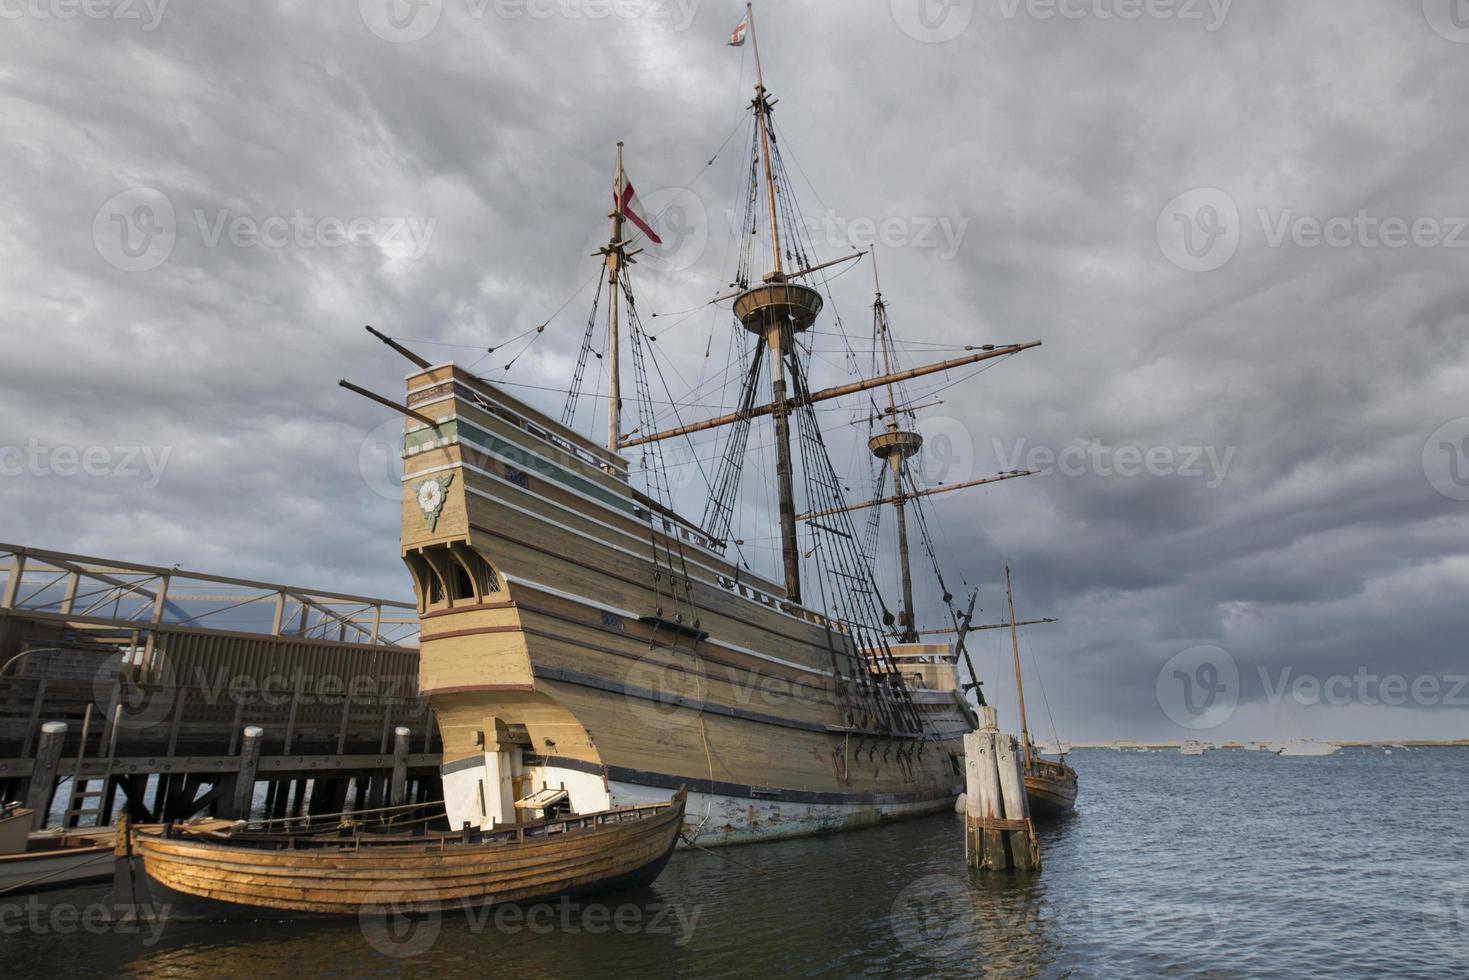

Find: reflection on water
3;748;1467;978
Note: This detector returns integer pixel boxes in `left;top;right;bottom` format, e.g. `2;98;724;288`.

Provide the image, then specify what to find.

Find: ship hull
398;365;975;847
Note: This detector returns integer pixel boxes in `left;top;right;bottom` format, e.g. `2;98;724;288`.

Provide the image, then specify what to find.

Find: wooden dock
0;544;441;829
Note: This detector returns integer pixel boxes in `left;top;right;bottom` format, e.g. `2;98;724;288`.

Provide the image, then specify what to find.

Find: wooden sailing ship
343;5;1042;846
113;790;685;918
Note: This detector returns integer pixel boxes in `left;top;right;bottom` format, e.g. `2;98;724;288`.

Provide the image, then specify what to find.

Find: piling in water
963;707;1041;872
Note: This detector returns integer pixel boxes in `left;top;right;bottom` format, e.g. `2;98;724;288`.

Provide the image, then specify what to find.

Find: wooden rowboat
1023;757;1078;819
113;788;686;919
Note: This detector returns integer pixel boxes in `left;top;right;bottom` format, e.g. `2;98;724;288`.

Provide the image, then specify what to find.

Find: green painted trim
402;413;635;518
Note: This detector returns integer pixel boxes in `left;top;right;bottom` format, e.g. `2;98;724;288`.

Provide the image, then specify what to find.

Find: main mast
738;2;817;604
603;142;626;453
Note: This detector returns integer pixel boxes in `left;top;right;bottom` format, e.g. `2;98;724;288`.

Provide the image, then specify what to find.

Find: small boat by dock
0;804;115;894
114;789;686;919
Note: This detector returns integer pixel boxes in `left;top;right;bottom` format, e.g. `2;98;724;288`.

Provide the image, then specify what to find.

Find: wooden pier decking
0;544;441;829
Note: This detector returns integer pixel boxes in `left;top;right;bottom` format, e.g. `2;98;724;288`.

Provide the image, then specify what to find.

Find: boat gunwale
127;792;685;857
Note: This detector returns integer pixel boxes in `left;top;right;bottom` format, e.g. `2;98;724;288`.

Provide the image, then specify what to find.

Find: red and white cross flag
728;14;749;46
615;180;663;246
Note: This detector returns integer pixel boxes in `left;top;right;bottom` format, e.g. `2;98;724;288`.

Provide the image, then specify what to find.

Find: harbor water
3;747;1465;977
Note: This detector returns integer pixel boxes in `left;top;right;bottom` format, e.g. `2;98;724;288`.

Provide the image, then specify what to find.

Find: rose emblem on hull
415;473;454;531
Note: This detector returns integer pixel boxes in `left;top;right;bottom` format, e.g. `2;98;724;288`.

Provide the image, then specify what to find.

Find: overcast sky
2;0;1466;741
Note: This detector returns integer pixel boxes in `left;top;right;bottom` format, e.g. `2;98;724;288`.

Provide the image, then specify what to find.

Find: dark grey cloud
2;0;1466;741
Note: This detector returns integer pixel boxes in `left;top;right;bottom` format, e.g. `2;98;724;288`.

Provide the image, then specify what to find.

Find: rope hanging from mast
560;273;606;428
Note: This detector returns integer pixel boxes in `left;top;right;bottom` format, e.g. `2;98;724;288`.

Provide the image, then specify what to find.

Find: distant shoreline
1059;740;1469;749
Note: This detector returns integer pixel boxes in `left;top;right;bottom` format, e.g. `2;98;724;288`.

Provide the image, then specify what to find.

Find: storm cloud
2;0;1465;741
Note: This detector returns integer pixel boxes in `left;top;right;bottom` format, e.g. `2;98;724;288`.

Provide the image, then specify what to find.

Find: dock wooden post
232;725;264;820
389;725;411;807
995;734;1040;872
963;709;1041;873
25;721;67;830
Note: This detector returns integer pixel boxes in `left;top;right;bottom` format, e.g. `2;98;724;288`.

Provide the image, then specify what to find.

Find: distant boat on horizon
1270;739;1341;757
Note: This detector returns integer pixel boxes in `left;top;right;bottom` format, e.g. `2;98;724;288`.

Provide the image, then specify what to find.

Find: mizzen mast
867;253;925;641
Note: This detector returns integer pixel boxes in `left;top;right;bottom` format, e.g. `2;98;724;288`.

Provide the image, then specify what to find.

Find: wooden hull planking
119;793;685;918
1023;764;1078;819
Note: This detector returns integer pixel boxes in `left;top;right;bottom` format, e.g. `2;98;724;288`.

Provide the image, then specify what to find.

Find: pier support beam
25;721;66;830
390;726;411;807
231;725;263;820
